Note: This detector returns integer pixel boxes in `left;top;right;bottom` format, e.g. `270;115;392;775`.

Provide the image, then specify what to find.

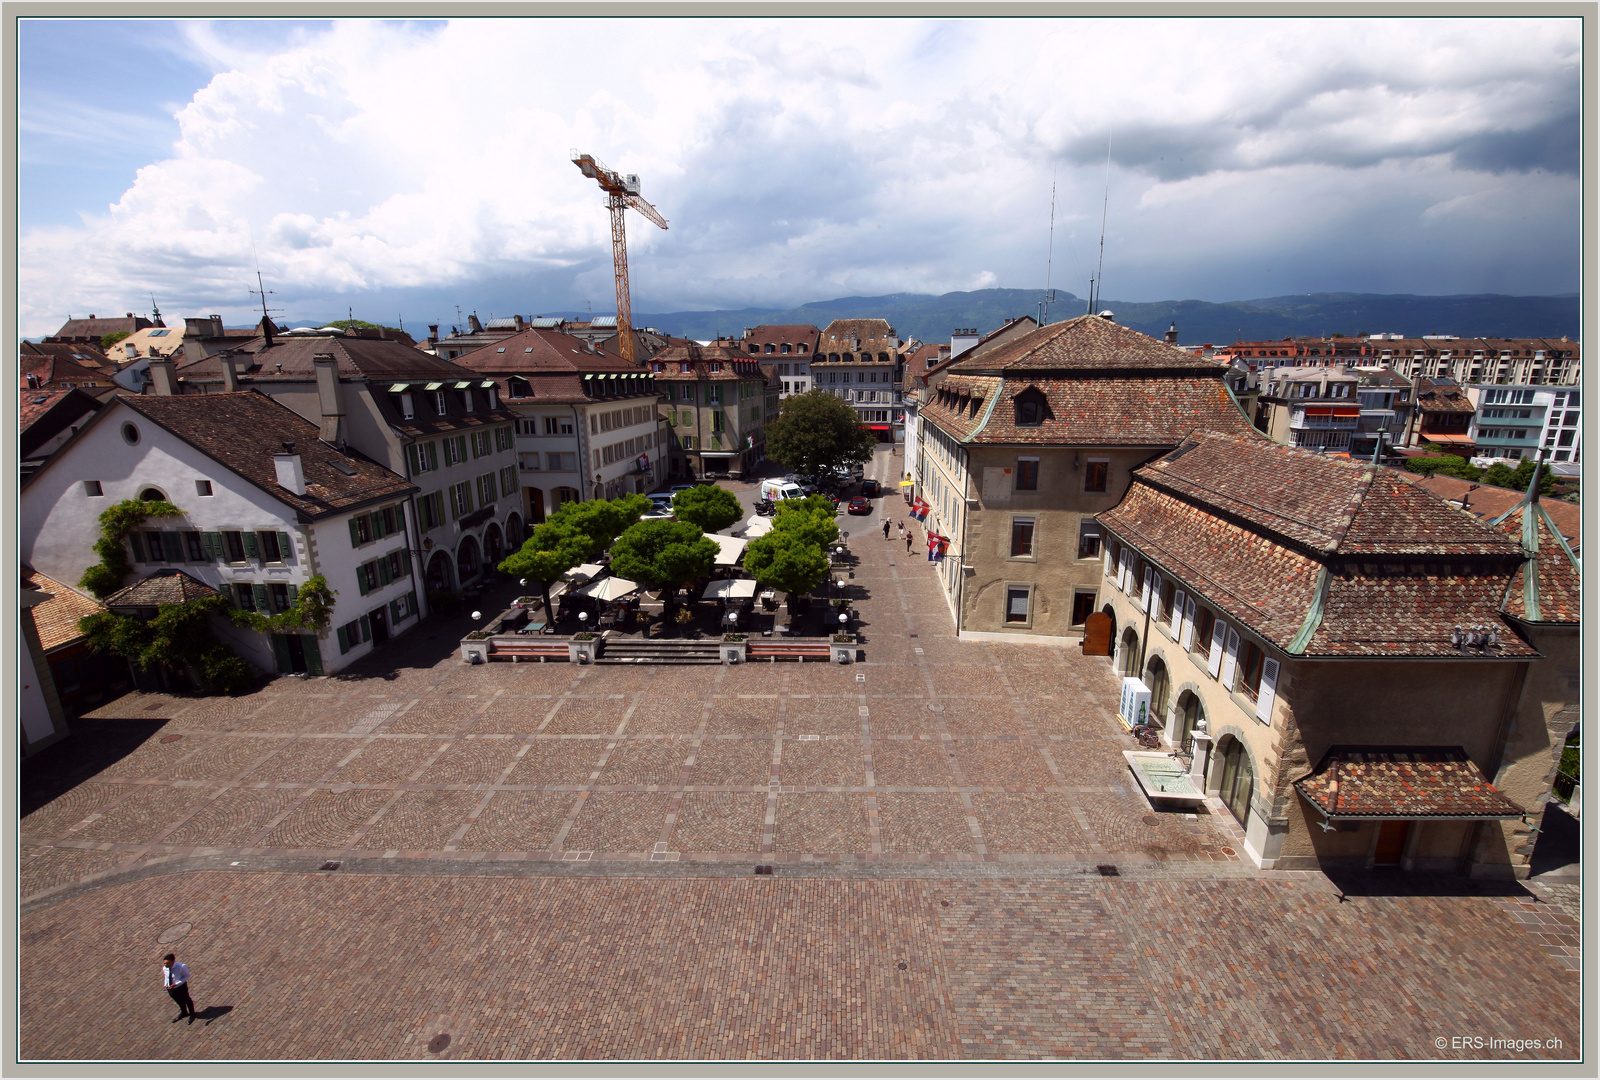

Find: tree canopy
770;495;840;549
608;519;718;595
744;529;831;596
100;330;131;349
764;390;876;478
1404;454;1482;482
671;484;743;533
1482;457;1556;495
498;494;650;613
80;594;254;694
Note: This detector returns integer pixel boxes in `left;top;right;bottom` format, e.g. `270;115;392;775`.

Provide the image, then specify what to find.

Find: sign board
1119;676;1152;730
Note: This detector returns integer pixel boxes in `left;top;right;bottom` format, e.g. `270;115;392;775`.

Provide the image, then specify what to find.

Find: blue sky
17;16;1582;338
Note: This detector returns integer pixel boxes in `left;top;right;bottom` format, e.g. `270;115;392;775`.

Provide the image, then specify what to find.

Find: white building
736;324;821;399
1467;384;1583;474
21;391;421;677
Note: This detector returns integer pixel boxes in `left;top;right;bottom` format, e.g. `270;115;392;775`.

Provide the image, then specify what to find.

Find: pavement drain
159;734;184;744
427;1033;451;1054
914;648;925;655
1142;814;1162;827
927;703;944;712
320;861;342;871
798;735;820;741
145;703;164;712
561;851;594;861
157;922;191;944
1097;864;1121;877
897;961;908;970
940;900;950;907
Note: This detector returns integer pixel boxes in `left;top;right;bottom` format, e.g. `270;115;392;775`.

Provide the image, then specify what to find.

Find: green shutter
277;531;293;561
269;634;292;673
357;563;370;595
337;625;350;654
286;583;299;605
359;614;371;641
426;442;438;470
253;583;270;612
301;636;323;676
236;530;255;559
408;590;419;617
159;531;180;562
128;532;145;562
389;598;400;623
202;532;223;560
378;557;392;586
349;518;361;546
448;487;459;517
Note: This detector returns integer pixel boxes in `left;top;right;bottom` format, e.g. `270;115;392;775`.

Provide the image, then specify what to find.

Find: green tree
1404;454;1482;481
771;495;840;549
497;494;651;614
671;484;742;533
100;330;131;349
80;498;185;599
607;519;717;607
325;318;407;336
79;594;255;694
765;390;876;478
744;529;831;597
1482;458;1556;495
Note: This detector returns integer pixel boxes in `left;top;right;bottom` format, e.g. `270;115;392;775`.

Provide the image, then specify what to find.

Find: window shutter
370;512;384;540
379;557;392;586
128;531;146;562
1140;567;1154;613
1170;589;1186;637
240;530;258;559
1103;548;1113;580
269;634;292;673
1207;620;1228;678
359;614;371;641
407;444;419;474
349;518;362;547
1180;596;1197;651
389;598;400;623
287;583;299;605
1256;658;1280;723
337;625;350;654
158;531;179;562
301;636;323;676
408;590;418;616
253;583;271;612
426;442;438;470
1221;627;1241;688
277;532;293;560
448;486;459;517
1118;550;1132;591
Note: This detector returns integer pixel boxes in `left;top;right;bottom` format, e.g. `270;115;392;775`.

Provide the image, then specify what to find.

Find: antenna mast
1041;172;1059;326
1092;133;1111;312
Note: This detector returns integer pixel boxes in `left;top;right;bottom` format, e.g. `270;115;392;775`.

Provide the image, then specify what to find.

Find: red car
846;496;871;515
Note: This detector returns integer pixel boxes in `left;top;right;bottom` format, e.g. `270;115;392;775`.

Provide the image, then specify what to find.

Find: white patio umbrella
741;515;773;537
565;562;605;582
575;575;639;603
702;578;759;602
710;533;748;566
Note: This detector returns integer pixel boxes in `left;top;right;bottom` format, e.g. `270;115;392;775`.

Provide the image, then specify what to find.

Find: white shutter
1180;596;1197;650
1256;658;1280;723
1170;589;1186;637
1140;567;1154;613
1104;548;1114;581
1119;550;1133;591
1220;627;1241;688
1207;620;1228;678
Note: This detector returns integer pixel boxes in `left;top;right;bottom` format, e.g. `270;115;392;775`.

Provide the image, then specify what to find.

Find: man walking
897;521;905;538
905;531;914;554
163;954;196;1023
882;519;891;540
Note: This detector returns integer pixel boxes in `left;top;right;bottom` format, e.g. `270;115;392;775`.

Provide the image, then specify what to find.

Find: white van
760;480;806;503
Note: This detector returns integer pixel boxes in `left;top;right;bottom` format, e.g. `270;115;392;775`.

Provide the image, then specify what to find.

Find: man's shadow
194;1005;233;1026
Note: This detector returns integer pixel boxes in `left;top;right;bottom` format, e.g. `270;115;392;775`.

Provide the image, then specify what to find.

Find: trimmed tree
744;529;831;598
765;390;876;478
607;519;718;610
671;484;742;533
1404;454;1483;481
771;495;840;549
497;494;652;615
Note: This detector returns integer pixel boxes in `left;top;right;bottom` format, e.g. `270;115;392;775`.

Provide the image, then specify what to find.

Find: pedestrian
905;532;914;554
897;521;905;537
163;953;196;1023
882;519;891;540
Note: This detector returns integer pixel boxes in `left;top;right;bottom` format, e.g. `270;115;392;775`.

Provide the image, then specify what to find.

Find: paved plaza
18;452;1582;1060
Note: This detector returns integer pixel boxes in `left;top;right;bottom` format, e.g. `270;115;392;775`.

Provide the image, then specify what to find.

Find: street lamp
471;611;482;621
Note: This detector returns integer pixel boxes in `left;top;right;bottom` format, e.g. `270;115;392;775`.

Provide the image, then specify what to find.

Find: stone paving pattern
18;452;1582;1060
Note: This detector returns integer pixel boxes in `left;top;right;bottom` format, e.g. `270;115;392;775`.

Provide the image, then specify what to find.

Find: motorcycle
754;499;776;516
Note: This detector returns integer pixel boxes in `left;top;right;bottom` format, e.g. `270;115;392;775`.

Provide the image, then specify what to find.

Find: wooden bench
489;640;570;662
748;639;831;662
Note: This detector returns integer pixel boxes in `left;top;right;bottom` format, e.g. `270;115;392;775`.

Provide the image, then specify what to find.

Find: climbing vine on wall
78;498;184;599
227;575;338;634
78;594;255;694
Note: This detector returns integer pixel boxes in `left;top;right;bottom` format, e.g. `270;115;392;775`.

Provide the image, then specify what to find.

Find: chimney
313;353;345;446
514;315;525;331
260;316;274;349
220;354;239;392
125;312;134;319
147;358;177;396
1165;322;1178;346
950;328;979;359
468;313;483;334
273;443;306;495
428;324;439;344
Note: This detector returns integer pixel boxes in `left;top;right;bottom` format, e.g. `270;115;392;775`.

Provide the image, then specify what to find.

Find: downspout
399;436;430;619
570;404;588;502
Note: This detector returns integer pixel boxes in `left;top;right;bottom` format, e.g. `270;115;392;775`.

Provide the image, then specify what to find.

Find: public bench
747;638;831;662
488;639;570;662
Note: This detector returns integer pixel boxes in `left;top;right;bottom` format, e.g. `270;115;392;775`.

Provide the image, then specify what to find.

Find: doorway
1373;821;1410;866
1218;737;1254;830
369;606;390;646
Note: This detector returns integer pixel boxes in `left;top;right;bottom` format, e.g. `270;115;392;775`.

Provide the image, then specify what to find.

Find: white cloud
18;16;1581;336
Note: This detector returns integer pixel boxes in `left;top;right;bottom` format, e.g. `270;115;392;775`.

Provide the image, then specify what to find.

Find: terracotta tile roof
20;388;104;459
114;392;417;519
1413;377;1476;414
104;570;219;609
1495;500;1582;625
1097;432;1537;658
1396;473;1580;554
648;342;768;382
449;328;635;374
1294;746;1524;819
946;316;1224;374
48;315;155;341
21;340;111;368
820;318;896;346
22;352;112;388
21;388;84;430
21;568;105;652
176;334;476;382
902;343;945;381
738;324;821;354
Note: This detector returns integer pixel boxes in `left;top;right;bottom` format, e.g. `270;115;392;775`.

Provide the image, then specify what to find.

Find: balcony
1289;407;1360;430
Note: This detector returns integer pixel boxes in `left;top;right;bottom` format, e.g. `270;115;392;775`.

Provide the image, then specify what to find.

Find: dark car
847;496;871;515
860;478;880;497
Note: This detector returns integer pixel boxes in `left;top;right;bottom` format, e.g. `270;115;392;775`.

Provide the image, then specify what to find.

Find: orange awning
1424;433;1476;444
1304;407;1333;416
1332;407;1360;417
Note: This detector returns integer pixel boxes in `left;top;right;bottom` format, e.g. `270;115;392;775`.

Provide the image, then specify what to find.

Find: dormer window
487;387;500;408
507;377;530;399
1014;387;1048;427
710;362;722;373
651;362;663;373
399;392;416;420
680;362;691;373
461;389;475;413
434;391;449;415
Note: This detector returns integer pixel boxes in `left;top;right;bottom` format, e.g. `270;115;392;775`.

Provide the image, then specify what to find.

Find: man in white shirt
162;953;196;1023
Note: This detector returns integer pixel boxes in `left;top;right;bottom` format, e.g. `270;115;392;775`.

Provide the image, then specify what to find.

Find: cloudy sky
17;16;1582;338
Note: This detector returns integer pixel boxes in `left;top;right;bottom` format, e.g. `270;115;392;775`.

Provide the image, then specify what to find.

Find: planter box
721;639;747;664
829;639;857;665
460;639;490;664
568;638;601;665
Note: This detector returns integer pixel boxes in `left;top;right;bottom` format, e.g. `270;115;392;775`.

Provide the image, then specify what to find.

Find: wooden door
1081;612;1112;656
1373;820;1410;865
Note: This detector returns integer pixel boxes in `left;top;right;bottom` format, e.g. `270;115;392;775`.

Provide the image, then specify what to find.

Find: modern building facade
1467;384;1582;471
1254;365;1412;457
1219;335;1581;387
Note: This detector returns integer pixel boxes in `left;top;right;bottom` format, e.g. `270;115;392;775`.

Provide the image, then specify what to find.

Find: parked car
860;478;880;497
847;496;871;515
649;493;675;511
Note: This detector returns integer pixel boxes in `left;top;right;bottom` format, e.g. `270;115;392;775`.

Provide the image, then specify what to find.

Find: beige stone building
1095;432;1578;877
913;315;1254;640
814;318;903;440
650;342;778;480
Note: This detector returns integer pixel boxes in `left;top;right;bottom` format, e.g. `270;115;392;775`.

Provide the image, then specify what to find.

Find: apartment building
738;324;820;398
1220;335;1581;387
1403;377;1476;453
814;318;903;441
650;342;777;479
1467;384;1582;472
1254;366;1412;457
448;326;669;523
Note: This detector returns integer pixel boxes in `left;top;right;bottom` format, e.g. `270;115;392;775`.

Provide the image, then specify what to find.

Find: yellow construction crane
571;150;669;366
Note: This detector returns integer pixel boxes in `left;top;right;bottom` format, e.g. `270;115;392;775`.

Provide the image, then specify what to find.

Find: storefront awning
1424;433;1476;445
868;424;893;431
1332;407;1361;417
1294;746;1525;821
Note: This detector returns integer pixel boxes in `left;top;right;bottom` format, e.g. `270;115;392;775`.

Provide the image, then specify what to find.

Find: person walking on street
897;521;905;538
882;519;892;540
905;532;914;554
163;954;196;1023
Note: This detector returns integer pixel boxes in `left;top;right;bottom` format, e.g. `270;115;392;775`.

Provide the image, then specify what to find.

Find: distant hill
570;290;1580;347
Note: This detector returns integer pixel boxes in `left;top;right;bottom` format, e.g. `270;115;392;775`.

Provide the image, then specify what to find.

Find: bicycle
1132;724;1163;750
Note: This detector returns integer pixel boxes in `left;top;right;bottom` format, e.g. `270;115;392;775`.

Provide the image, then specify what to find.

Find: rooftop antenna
1092;132;1112;312
248;254;283;347
1041;171;1059;326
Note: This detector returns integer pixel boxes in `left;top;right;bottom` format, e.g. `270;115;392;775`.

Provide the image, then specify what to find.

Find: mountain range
596;289;1580;347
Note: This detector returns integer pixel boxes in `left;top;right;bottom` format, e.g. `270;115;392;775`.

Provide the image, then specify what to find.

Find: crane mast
571;151;669;365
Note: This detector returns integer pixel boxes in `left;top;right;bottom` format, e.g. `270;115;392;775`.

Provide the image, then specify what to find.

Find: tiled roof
1413;377;1476;414
648;342;768;382
21;388;81;430
902;343;944;381
1294;746;1525;819
104;570;219;609
49;315;154;341
820;318;896;344
1097;432;1537;658
449;328;634;374
1395;473;1580;553
923;374;1253;447
945;316;1224;374
21;568;104;651
176;334;476;382
20;388;104;459
22;353;111;387
21;340;111;368
1494;498;1581;625
115;392;417;519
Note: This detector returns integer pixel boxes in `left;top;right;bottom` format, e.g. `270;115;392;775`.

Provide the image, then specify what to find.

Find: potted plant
829;632;857;665
568;631;601;665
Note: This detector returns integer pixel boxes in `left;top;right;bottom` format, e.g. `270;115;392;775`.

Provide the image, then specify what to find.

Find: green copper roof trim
967;379;1005;441
1287;566;1331;655
1538;502;1580;570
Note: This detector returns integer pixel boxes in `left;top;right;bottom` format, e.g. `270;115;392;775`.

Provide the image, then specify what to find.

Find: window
121;422;140;445
461;389;476;413
408;441;438;475
1084;459;1109;493
434;391;449;415
1190;606;1215;657
548;452;575;471
1238;639;1266;701
140;487;166;502
1158;578;1175;625
257;531;283;563
471;430;491;458
1015;458;1039;491
268;583;290;614
680;384;694;401
233;583;256;611
710;362;722;373
1077;519;1102;559
184;532;205;561
399;392;416;419
418;491;446;530
500;464;517;497
1010;517;1035;558
477;472;497;506
1005;586;1031;624
450;480;473;517
193;480;213;497
222;531;247;563
83;481;103;496
495;426;512;452
1071;591;1097;626
352;515;373;546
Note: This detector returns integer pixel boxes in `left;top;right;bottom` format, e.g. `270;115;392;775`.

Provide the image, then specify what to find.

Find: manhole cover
1142;814;1162;827
145;703;164;712
927;702;944;712
157;922;191;944
427;1033;451;1053
1221;847;1236;857
940;900;950;907
159;734;184;744
897;962;908;970
1096;864;1121;877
